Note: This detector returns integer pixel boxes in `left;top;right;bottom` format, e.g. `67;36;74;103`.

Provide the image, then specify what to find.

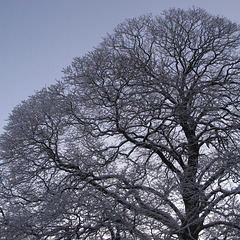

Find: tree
0;7;240;240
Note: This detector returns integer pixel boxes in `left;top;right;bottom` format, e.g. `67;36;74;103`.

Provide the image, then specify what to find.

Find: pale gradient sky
1;0;240;133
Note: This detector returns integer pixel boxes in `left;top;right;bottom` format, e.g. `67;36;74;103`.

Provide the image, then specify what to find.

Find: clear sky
1;0;240;133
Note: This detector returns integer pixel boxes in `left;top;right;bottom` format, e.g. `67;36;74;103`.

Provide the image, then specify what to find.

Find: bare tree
0;8;240;240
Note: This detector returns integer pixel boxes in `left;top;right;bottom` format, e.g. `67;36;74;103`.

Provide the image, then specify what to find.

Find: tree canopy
0;8;240;240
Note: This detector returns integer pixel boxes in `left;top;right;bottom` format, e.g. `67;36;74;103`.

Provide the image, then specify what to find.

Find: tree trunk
180;166;202;240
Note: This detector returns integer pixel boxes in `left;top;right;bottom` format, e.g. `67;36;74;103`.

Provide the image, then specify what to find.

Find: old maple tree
0;8;240;240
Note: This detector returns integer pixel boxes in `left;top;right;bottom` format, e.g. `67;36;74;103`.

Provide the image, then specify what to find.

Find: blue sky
1;0;240;132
